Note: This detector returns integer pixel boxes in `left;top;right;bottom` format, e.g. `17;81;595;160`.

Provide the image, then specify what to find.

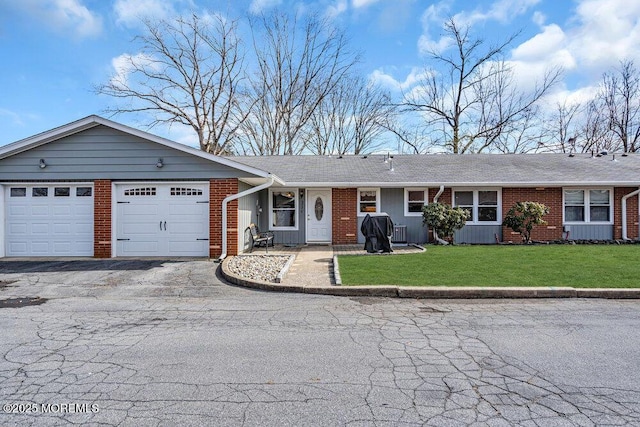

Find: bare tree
96;14;249;154
238;12;358;155
538;101;581;153
598;60;640;153
304;75;394;155
494;105;545;153
401;19;562;154
579;99;619;153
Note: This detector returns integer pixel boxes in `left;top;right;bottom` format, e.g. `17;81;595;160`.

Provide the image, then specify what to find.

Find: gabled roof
232;153;640;187
0;115;282;184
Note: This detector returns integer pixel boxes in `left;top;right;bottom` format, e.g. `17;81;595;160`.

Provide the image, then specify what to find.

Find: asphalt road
0;260;639;426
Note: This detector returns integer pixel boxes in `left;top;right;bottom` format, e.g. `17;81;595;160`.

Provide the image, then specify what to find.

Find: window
76;187;92;197
10;188;26;197
32;187;48;197
124;187;156;196
170;187;203;196
270;189;298;230
54;187;70;197
564;189;611;223
452;189;500;224
405;188;428;216
358;188;380;216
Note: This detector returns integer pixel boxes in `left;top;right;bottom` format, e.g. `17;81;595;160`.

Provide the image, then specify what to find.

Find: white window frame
404;188;428;217
563;187;613;224
357;188;381;216
269;188;299;231
452;188;502;225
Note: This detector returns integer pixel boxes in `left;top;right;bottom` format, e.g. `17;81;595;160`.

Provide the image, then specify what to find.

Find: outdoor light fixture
39;158;46;169
156;158;164;168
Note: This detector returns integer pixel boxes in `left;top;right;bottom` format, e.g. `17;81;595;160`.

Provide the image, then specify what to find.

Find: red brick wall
210;178;239;258
615;187;640;240
501;187;563;241
332;188;358;244
93;180;112;258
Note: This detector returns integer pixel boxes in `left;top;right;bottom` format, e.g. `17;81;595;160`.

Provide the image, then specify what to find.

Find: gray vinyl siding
257;189;306;246
566;224;614;240
238;182;259;253
0;125;253;180
357;188;428;244
455;225;502;244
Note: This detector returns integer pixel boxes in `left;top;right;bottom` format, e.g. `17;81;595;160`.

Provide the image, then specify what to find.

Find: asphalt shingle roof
230;153;640;187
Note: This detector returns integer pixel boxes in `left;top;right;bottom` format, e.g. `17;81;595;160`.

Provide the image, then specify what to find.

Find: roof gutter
218;175;276;262
622;187;640;240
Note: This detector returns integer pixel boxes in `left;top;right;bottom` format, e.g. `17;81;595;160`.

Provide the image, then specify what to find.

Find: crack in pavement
1;265;639;426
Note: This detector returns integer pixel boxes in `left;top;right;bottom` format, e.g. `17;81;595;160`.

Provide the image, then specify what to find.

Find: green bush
503;201;550;244
422;202;470;244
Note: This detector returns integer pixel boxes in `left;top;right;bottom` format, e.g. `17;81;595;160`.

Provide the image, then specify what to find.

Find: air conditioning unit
392;225;407;245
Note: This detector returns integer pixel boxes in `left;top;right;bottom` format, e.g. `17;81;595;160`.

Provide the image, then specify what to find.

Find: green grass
338;245;640;288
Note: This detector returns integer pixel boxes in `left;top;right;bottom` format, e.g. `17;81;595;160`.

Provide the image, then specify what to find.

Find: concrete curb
332;255;342;286
275;255;296;283
221;257;640;299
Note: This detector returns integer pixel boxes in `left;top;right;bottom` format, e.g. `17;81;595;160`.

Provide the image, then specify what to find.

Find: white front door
115;183;209;257
306;189;332;243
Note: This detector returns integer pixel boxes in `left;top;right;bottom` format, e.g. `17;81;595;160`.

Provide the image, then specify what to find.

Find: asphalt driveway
1;260;640;426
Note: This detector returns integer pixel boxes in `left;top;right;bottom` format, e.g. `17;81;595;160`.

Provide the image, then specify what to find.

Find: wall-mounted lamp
156;158;164;168
300;189;304;198
39;158;47;169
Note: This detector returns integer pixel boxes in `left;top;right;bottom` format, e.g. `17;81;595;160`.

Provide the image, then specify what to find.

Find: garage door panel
32;223;50;234
167;240;208;254
5;185;94;257
31;205;50;216
9;223;28;234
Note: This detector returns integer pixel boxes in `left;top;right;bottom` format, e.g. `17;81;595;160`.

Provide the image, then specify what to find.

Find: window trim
269;188;299;231
357;188;381;217
563;187;613;224
404;188;428;217
451;188;502;225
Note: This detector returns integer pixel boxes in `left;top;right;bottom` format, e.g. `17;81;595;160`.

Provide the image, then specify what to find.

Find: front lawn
338;245;640;288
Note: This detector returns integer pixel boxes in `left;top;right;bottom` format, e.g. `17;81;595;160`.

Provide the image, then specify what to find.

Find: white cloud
249;0;283;15
453;0;541;27
13;0;102;38
369;67;432;92
511;24;576;70
114;0;178;27
566;0;640;71
417;1;453;55
326;0;348;18
0;108;26;126
109;53;156;89
352;0;380;8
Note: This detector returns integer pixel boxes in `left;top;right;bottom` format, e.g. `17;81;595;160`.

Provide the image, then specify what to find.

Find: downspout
218;175;276;262
432;185;449;245
622;187;640;241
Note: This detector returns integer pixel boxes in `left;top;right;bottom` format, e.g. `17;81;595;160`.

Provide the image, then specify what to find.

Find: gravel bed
226;255;291;283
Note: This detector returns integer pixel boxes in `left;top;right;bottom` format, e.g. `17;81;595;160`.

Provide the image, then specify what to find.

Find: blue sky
1;0;639;147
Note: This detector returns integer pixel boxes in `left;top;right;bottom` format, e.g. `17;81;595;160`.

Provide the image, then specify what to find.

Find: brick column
332;188;358;244
615;187;640;240
93;180;112;258
210;178;239;258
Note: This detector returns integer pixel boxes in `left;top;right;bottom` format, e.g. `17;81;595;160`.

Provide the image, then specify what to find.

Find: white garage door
116;183;209;257
5;184;94;256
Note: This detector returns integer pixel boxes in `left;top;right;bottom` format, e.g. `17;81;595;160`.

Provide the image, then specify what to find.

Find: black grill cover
360;213;394;253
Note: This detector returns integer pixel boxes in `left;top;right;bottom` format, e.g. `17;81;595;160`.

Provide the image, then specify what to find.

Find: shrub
503;201;550;244
422;202;470;244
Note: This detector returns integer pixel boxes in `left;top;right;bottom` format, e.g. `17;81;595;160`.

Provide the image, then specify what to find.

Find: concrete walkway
220;244;640;298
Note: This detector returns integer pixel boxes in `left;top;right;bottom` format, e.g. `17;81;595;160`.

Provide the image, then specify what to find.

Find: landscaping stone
225;255;291;283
